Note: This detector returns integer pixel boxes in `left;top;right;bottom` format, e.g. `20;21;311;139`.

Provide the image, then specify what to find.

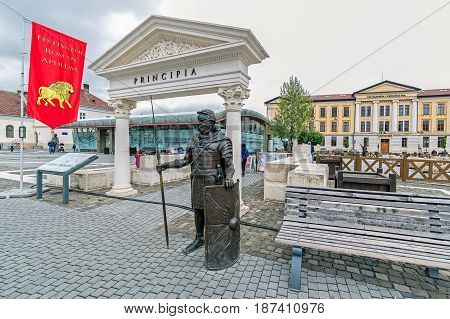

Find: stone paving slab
0;173;449;299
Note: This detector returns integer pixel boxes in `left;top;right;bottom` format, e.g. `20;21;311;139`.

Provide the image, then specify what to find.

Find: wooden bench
275;186;450;291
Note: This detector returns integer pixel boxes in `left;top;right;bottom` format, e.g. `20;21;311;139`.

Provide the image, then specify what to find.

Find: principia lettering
134;68;197;85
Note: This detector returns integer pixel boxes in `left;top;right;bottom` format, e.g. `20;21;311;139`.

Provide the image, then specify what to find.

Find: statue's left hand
225;178;234;190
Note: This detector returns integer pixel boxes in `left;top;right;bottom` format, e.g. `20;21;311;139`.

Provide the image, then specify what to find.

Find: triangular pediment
107;31;224;68
89;15;269;73
354;80;421;95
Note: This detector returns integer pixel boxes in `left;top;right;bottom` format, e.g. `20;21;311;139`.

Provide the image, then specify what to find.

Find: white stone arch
90;15;268;207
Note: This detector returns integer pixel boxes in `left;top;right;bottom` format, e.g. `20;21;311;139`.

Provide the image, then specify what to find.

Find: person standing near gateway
156;109;235;254
241;143;249;176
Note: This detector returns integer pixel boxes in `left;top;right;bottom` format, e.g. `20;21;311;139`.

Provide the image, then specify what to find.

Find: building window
331;136;337;147
361;121;371;132
363;137;369;147
6;125;14;138
422;120;430;132
331;121;337;132
79;112;86;120
438;104;446;115
423;137;430;148
309;122;315;131
319;122;326;132
398;121;410;132
399;105;410;116
380;105;390;116
361;106;371;117
343;121;350;132
320;108;326;118
438;137;446;148
402;138;408;148
401;120;410;132
331;107;338;118
437;120;445;131
344;107;350;117
20;126;26;138
423;104;430;115
379;121;389;132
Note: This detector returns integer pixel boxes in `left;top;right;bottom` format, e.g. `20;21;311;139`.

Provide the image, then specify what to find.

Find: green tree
297;131;310;144
308;131;324;146
343;136;350;149
270;76;313;151
442;136;447;149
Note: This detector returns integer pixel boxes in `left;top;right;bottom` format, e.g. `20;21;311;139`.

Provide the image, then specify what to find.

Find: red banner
27;22;87;129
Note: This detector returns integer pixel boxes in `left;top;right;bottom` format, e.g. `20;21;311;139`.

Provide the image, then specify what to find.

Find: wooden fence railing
316;153;450;183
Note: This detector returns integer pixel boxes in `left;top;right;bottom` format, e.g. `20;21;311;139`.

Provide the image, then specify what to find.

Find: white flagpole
19;18;25;192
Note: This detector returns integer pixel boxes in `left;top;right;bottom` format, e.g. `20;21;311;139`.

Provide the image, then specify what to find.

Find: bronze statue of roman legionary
157;109;240;269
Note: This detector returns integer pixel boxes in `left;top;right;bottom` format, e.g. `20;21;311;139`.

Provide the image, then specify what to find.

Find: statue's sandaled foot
182;236;204;255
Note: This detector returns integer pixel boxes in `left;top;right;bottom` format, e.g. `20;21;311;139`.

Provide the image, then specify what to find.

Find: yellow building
265;80;450;153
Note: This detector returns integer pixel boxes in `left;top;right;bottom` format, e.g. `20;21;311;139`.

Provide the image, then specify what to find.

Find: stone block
292;143;312;162
287;164;328;188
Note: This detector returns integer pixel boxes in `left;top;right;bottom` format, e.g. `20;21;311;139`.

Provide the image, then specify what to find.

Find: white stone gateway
89;16;269;208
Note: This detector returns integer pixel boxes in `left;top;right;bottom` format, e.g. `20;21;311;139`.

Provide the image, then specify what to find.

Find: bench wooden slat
276;232;450;266
286;186;450;205
286;188;450;210
306;200;446;220
288;192;450;213
305;207;450;231
283;217;450;242
276;234;450;270
278;226;450;257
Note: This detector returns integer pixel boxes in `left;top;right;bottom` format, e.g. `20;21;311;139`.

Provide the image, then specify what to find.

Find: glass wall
73;116;266;153
73;128;97;151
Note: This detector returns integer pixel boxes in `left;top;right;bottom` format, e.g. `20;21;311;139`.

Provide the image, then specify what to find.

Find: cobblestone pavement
0;173;449;299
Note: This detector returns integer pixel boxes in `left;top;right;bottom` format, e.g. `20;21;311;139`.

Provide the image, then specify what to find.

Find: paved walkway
0;174;449;299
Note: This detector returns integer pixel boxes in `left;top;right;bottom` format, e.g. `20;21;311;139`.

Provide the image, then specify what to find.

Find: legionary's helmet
197;109;216;122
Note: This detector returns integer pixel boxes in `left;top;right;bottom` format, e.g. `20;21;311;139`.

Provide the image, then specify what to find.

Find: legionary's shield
204;181;240;270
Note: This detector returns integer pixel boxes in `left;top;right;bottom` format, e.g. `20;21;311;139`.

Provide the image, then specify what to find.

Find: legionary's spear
150;95;170;248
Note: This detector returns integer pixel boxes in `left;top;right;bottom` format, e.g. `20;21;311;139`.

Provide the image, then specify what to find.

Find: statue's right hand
156;163;169;173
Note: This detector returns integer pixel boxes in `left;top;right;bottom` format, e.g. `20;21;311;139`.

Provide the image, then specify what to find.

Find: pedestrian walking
135;149;145;169
241;143;249;176
72;144;76;152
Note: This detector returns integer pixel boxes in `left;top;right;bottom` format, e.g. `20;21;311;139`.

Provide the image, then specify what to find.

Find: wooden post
428;160;433;181
355;155;362;171
401;155;408;182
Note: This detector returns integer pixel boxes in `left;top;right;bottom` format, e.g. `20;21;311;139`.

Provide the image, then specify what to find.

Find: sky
1;0;449;116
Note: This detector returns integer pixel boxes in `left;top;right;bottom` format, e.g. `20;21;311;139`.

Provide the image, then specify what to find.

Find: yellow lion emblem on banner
37;81;74;109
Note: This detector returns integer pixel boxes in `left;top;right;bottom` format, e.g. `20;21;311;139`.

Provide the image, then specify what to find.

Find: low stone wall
132;154;191;186
45;167;115;191
264;158;328;201
287;163;329;188
46;155;191;191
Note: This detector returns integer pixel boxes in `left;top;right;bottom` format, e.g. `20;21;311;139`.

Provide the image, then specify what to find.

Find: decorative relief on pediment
129;36;209;64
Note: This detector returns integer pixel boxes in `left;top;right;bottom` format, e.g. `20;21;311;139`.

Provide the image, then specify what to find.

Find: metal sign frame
36;154;99;204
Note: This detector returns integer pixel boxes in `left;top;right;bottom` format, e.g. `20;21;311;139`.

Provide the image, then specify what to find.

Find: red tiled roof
0;91;27;117
79;89;112;111
0;89;111;116
310;94;355;102
418;89;450;97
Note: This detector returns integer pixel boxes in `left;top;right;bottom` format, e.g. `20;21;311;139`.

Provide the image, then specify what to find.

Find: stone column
372;100;379;133
354;101;361;133
392;100;398;133
107;99;137;197
411;99;418;134
218;84;250;213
